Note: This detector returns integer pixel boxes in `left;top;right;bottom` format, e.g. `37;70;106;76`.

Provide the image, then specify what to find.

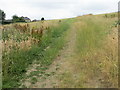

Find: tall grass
75;15;118;87
2;19;73;88
76;16;106;54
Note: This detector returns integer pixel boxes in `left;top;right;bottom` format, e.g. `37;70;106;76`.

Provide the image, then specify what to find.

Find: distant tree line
12;15;25;23
0;10;45;24
0;9;6;24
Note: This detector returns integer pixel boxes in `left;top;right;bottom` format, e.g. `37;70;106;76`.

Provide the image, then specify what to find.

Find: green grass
2;13;118;88
75;15;118;87
31;77;37;84
76;16;107;53
57;13;117;88
2;19;74;88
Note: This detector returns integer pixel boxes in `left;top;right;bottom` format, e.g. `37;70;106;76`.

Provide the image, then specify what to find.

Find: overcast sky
0;0;119;20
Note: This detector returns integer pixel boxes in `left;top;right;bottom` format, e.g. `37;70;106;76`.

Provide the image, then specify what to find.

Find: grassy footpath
2;13;118;88
57;14;118;88
2;19;74;88
54;13;117;88
74;14;118;87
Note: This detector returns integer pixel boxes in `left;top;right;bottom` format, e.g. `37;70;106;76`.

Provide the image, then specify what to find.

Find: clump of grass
104;13;117;18
112;20;119;27
31;77;37;84
36;66;48;71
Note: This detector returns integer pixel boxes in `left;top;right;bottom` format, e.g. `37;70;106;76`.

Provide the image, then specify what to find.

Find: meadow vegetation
1;12;118;88
2;19;74;88
44;13;118;88
75;14;118;87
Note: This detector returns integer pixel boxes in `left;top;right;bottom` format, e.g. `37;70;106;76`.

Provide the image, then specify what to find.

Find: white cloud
0;0;119;20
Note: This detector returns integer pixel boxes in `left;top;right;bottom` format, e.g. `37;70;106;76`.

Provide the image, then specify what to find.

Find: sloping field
2;13;118;88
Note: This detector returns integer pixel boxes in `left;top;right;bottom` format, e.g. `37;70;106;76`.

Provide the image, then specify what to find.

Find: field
1;12;118;88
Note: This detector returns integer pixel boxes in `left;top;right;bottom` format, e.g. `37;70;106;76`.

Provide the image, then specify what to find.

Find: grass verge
2;19;74;88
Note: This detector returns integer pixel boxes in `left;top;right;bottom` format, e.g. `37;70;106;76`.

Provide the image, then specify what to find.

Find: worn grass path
20;15;118;88
32;21;78;88
20;20;79;88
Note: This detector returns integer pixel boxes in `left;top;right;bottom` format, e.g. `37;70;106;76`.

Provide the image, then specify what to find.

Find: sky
0;0;119;20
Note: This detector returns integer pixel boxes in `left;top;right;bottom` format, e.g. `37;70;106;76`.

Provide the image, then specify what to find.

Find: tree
41;17;44;21
19;17;25;22
12;15;25;23
12;15;19;22
0;10;6;24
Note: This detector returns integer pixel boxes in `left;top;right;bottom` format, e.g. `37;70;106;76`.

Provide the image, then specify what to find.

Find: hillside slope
20;13;118;88
2;13;118;88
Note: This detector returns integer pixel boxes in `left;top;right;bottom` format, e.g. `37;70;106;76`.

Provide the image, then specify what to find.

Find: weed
31;77;37;84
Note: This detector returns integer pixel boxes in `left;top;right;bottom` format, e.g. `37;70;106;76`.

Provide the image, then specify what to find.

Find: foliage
12;15;25;23
0;9;6;24
2;19;73;88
